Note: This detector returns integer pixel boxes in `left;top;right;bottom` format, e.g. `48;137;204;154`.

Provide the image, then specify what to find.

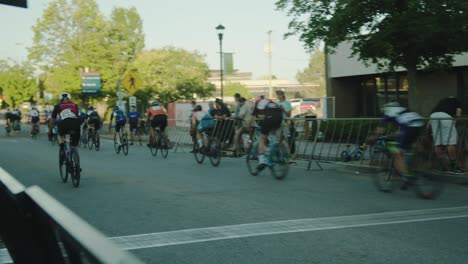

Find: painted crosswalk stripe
1;206;468;263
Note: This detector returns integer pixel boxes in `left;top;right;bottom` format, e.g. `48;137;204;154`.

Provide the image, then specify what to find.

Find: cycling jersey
194;111;215;132
147;106;167;119
128;111;140;125
382;106;423;128
29;109;39;117
111;109;126;123
381;106;423;151
51;101;79;120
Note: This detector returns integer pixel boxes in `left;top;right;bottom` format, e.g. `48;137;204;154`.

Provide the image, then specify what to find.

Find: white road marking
1;206;468;263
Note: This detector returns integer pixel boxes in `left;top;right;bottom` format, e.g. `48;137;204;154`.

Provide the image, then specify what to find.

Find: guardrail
158;117;468;175
0;168;144;264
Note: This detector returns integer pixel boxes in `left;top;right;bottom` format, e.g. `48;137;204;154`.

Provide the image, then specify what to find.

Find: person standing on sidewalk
275;90;296;164
128;105;141;145
430;96;465;174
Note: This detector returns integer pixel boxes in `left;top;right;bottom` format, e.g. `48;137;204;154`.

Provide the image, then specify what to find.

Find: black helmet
193;105;202;112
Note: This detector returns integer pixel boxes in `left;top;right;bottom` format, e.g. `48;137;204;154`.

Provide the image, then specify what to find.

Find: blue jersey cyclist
109;106;126;148
127;105;141;145
371;102;424;181
191;105;215;151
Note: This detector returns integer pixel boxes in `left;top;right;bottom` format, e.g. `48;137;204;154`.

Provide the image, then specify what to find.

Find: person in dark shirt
213;98;232;147
430;96;464;173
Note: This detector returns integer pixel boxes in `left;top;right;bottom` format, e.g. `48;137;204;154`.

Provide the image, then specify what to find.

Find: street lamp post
216;24;225;100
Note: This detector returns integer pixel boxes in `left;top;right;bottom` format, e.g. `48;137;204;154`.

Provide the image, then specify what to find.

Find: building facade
327;42;468;117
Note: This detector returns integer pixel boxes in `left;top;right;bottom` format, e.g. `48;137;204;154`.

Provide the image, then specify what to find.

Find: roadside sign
81;72;101;95
121;72;142;91
129;96;137;107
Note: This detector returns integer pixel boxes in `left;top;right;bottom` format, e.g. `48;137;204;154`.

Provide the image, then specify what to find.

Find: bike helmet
59;92;71;101
193;105;202;112
113;106;119;111
88;106;94;110
151;100;160;106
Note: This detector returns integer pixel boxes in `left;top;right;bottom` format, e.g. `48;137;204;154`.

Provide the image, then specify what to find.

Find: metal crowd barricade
0;168;144;264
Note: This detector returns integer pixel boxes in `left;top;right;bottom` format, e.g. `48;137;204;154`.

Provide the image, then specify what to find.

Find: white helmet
59;92;71;101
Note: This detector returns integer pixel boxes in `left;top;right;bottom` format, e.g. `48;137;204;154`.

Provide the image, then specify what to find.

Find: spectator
213;98;232;147
430;96;464;174
231;97;253;152
208;100;217;117
275;90;296;164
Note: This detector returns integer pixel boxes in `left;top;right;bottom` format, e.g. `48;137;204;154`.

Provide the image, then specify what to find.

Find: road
1;130;468;264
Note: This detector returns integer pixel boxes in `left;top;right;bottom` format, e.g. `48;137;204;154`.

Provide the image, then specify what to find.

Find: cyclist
10;108;21;132
48;92;81;160
191;105;215;151
5;108;13;132
146;100;170;148
248;96;283;172
128;105;141;145
29;106;40;136
369;102;424;185
109;106;126;149
86;106;101;135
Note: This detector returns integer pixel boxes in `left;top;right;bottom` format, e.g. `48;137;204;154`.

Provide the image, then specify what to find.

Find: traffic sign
129;96;137;107
81;72;101;95
121;72;142;91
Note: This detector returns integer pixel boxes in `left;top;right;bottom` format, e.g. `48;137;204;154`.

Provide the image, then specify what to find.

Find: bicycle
148;126;169;158
31;122;40;139
59;133;81;188
368;135;443;199
245;127;290;180
341;143;365;162
50;126;58;146
79;127;88;147
193;128;221;167
114;129;129;155
87;127;100;151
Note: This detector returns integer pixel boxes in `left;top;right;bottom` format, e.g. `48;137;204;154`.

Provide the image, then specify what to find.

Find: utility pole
267;30;273;99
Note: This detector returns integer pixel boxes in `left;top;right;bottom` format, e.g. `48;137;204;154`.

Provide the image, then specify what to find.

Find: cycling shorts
58;118;81;147
31;116;40;124
393;126;422;152
150;115;167;131
115;120;126;133
259;108;282;135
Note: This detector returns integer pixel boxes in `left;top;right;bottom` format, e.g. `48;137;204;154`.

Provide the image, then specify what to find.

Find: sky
0;0;311;82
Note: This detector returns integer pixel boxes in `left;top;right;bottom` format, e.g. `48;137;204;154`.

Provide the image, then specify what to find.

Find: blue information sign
81;73;101;95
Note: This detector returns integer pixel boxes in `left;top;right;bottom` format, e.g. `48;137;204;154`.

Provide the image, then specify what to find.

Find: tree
296;49;326;97
130;47;215;103
28;0;144;103
223;82;251;98
0;60;36;107
276;0;468;111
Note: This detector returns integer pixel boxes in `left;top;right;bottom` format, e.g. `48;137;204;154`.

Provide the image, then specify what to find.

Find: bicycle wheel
208;137;221;167
193;142;205;164
59;149;68;183
114;133;121;154
269;143;290;180
411;154;444;199
122;133;129;155
149;134;158;156
94;132;100;151
88;131;94;150
354;151;363;161
160;134;169;158
70;150;81;188
245;144;258;176
341;151;350;162
373;157;397;193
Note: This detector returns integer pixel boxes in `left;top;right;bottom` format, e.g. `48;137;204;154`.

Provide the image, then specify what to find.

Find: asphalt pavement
1;129;468;264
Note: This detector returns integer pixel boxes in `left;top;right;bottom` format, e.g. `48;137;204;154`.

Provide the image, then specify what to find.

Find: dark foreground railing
0;168;144;264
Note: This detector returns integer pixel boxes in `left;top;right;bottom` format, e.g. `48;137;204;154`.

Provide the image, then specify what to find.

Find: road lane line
1;206;468;263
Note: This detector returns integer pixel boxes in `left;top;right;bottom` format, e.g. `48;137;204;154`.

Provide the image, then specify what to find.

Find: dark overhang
0;0;27;8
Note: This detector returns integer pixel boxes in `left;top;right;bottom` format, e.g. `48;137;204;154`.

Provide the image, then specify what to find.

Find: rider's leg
257;133;267;166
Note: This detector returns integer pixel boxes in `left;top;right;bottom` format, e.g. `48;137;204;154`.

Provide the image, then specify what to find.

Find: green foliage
28;0;144;104
0;60;36;107
277;0;468;110
223;82;251;98
296;49;326;97
130;47;215;104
